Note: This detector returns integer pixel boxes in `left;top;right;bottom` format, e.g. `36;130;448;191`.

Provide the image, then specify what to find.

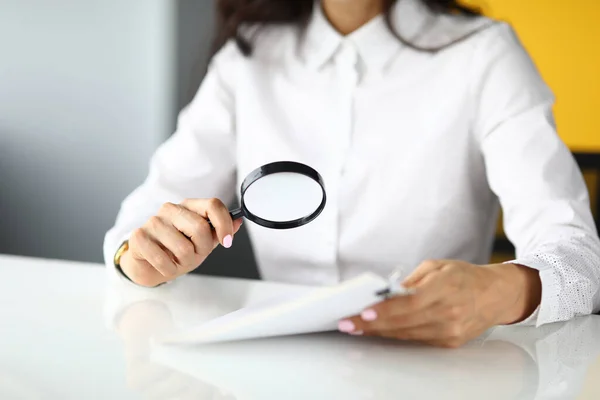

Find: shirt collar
301;3;342;70
302;3;401;72
301;0;491;72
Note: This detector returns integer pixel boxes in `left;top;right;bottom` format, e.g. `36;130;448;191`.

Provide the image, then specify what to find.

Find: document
157;272;407;345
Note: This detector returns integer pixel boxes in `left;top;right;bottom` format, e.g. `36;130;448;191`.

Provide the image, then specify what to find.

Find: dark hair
212;0;482;57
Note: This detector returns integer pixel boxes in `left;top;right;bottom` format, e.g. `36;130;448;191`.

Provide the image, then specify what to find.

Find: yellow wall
476;1;600;152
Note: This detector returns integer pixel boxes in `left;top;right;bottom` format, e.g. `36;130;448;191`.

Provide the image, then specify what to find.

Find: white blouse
104;0;600;326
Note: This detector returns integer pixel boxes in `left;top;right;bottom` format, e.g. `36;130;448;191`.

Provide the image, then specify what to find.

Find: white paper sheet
156;272;405;344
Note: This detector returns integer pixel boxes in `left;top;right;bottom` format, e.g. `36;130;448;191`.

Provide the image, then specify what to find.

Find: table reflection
151;332;539;399
106;276;600;400
116;299;236;399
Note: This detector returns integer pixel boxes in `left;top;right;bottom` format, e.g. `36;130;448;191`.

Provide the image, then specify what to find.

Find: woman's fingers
233;218;244;234
354;323;473;349
402;259;446;287
159;202;215;256
342;271;449;331
181;198;235;248
119;250;165;288
339;262;468;336
349;317;473;348
341;296;447;334
129;228;178;278
373;306;437;330
145;216;198;268
378;324;440;341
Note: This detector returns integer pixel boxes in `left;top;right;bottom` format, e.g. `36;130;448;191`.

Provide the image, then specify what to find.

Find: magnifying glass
224;161;327;229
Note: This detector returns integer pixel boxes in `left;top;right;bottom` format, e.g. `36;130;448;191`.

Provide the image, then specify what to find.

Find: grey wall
0;0;177;262
0;0;258;278
0;0;178;262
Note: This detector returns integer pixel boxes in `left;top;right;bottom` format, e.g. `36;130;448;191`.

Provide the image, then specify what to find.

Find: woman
104;0;600;347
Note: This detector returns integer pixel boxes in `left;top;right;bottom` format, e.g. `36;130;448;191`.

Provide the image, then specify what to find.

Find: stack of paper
157;272;408;345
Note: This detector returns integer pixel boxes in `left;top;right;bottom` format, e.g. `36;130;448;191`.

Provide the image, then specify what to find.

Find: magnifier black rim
240;161;327;229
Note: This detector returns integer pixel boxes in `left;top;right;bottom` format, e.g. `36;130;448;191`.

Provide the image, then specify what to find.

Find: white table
1;255;600;400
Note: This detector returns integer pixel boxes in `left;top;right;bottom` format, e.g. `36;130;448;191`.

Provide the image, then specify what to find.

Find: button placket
330;42;360;281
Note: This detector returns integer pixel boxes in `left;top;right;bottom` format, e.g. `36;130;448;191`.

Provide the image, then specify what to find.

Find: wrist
487;263;542;325
119;250;165;288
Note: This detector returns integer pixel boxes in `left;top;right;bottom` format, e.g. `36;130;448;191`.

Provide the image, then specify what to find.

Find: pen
376;268;417;298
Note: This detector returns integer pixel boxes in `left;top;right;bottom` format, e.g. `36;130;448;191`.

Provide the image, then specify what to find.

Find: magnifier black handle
207;207;244;229
229;207;244;220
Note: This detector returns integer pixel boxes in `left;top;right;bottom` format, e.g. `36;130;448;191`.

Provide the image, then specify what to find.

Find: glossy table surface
1;254;600;400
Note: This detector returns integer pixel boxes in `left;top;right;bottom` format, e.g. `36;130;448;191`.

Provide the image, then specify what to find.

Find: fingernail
361;309;378;321
338;320;355;333
223;235;233;249
349;330;364;336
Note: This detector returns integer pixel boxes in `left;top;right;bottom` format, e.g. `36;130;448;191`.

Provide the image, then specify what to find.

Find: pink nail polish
338;320;355;333
223;235;233;249
361;309;377;321
349;330;364;336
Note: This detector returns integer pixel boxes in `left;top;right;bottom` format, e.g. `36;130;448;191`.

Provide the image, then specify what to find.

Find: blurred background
0;0;598;277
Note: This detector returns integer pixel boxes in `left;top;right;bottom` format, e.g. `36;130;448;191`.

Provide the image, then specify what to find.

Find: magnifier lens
243;172;324;223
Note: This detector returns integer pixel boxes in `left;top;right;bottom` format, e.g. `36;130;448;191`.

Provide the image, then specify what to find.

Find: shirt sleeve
103;43;240;283
471;23;600;326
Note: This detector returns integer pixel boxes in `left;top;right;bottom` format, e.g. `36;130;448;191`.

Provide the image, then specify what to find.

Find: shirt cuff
504;258;561;327
512;305;540;326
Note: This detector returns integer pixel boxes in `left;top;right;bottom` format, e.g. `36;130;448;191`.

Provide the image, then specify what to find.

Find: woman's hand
338;260;542;348
120;199;243;287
